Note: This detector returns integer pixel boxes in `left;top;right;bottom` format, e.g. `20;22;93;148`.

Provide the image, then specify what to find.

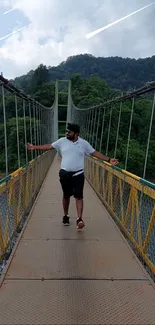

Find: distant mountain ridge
13;53;155;92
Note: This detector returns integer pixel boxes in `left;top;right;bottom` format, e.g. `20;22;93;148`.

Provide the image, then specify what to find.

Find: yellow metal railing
0;150;55;260
85;156;155;276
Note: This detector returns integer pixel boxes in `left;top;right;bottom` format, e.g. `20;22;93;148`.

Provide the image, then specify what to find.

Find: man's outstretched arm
91;151;118;166
27;143;54;151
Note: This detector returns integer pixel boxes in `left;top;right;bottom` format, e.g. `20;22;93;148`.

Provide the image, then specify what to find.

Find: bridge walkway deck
0;157;155;324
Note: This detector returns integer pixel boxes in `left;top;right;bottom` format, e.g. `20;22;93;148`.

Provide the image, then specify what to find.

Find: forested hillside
0;64;155;181
13;54;155;92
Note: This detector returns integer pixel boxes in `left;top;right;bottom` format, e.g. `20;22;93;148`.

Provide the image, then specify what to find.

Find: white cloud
0;0;155;79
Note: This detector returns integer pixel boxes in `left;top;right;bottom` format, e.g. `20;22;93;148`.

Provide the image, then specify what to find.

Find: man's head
66;123;80;141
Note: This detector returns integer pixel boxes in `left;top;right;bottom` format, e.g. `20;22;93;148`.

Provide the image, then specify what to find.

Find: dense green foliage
13;54;155;92
0;90;45;176
72;74;155;180
0;62;155;181
0;118;36;172
97;97;155;179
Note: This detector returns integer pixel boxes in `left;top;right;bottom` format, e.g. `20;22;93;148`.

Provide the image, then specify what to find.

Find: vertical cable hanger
15;94;20;168
1;84;8;175
143;91;155;179
33;100;37;157
95;107;101;150
106;103;113;156
92;108;97;148
23;99;28;163
99;106;106;152
114;96;123;159
125;95;135;171
29;101;33;160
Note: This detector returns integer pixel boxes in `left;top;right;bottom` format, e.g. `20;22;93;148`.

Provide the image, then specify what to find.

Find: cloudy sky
0;0;155;79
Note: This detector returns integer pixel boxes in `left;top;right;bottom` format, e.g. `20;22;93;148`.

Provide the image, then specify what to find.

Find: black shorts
59;169;85;199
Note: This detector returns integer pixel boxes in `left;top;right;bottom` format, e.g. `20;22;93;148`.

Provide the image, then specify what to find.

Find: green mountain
1;65;154;180
13;54;155;92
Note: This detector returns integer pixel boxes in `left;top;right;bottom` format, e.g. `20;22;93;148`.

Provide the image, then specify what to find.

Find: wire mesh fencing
70;82;155;180
0;150;55;265
0;75;57;177
85;155;155;279
0;75;58;272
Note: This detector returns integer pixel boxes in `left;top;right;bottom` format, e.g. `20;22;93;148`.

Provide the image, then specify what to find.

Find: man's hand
27;143;53;151
27;143;35;150
110;158;119;166
92;151;119;166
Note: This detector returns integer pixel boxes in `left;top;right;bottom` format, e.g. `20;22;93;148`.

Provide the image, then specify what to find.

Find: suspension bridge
0;75;155;324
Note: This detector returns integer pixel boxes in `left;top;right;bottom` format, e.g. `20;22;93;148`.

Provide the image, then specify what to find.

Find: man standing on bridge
27;123;118;229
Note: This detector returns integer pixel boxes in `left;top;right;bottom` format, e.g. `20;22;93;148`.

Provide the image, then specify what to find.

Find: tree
30;64;50;93
1;63;155;180
14;54;155;92
0;117;45;173
33;82;55;107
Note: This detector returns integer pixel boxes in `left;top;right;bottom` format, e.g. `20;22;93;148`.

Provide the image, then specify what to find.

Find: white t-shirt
52;137;95;172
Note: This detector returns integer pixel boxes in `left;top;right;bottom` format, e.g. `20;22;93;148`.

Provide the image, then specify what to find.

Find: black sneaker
62;215;70;226
77;218;85;229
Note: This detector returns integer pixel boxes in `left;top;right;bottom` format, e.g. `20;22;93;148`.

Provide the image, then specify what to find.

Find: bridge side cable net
85;156;155;279
69;81;155;179
0;75;57;269
69;81;155;279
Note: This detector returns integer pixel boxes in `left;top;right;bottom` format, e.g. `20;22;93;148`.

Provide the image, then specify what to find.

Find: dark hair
67;123;80;134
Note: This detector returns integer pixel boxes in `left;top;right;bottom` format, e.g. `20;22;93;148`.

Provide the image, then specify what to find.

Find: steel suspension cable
114;98;123;159
15;94;20;168
33;101;37;157
99;106;106;152
92;108;97;147
106;104;113;156
143;92;155;179
39;105;41;145
36;103;39;146
1;84;8;175
29;101;33;160
87;110;91;141
89;109;95;143
125;96;135;170
23;99;28;163
95;107;101;150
